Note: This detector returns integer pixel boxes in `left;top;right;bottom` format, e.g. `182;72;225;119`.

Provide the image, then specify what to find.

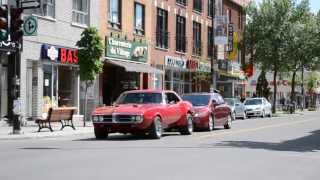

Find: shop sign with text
41;44;78;64
165;56;187;69
106;37;148;63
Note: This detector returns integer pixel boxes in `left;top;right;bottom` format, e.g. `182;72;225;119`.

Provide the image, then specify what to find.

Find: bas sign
106;37;148;63
41;44;78;64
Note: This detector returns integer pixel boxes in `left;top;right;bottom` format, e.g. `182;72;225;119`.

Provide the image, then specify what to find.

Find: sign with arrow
21;0;40;9
23;15;38;36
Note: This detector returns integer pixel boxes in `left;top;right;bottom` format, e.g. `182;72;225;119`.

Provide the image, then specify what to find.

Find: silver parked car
244;98;272;118
225;98;246;120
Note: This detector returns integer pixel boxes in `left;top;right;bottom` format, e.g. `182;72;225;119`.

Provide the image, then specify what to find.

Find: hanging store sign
227;23;234;52
198;62;211;72
214;16;228;45
41;44;78;64
187;59;199;71
165;56;187;69
106;37;148;63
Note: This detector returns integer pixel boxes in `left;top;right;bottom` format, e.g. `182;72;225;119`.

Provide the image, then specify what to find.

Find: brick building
99;0;249;104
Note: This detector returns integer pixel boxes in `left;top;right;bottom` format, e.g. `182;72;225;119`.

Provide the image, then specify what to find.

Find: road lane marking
196;119;315;139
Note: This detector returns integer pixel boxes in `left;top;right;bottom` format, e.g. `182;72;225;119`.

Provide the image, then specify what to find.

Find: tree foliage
245;0;320;113
76;27;104;126
76;27;104;83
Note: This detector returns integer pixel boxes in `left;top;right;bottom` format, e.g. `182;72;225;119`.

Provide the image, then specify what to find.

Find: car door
234;99;243;116
217;94;229;121
211;94;223;125
165;92;183;124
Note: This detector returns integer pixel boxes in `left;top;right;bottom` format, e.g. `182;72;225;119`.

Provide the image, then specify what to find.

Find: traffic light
0;5;8;41
10;8;23;41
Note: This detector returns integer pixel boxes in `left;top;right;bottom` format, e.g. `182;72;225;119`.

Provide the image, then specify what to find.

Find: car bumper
93;122;148;133
246;110;262;117
193;116;209;128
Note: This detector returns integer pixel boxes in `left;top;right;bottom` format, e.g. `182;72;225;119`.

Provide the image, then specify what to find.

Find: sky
254;0;320;13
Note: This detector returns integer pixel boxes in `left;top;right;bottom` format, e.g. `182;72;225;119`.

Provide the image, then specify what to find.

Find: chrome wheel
150;116;162;139
180;113;193;135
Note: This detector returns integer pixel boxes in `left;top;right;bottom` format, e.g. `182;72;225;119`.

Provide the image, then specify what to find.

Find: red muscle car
182;92;232;131
92;90;194;139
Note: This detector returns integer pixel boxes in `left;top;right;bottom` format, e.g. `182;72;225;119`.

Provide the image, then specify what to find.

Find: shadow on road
74;133;181;142
213;130;320;152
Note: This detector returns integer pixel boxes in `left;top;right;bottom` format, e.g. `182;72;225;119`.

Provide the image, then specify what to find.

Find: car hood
92;104;159;115
194;106;209;113
245;105;262;110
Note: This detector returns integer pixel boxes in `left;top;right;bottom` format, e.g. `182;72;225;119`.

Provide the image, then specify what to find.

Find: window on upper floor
29;0;55;18
193;0;202;12
156;8;168;49
208;26;213;57
176;15;186;52
134;2;145;35
108;0;121;29
176;0;187;6
208;0;213;17
227;8;232;22
193;21;202;56
72;0;89;25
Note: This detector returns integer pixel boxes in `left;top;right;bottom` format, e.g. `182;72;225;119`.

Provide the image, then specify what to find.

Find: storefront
0;54;8;120
38;44;80;116
103;37;162;105
217;60;245;98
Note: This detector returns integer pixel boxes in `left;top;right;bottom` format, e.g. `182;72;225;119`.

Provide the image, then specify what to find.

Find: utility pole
210;0;216;91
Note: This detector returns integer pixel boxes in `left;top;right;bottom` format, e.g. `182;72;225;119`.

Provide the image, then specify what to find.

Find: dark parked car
92;90;194;139
182;92;232;131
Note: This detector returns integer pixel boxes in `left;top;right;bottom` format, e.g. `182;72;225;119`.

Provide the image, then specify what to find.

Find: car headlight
194;113;199;117
98;116;104;122
92;115;98;122
135;115;143;122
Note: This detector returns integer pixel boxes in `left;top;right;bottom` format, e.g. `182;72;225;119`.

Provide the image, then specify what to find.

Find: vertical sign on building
227;23;234;52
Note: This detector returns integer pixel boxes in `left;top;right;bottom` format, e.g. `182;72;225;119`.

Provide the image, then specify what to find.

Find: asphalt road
1;111;320;180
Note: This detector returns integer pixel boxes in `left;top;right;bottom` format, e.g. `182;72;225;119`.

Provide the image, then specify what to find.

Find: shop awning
106;59;164;74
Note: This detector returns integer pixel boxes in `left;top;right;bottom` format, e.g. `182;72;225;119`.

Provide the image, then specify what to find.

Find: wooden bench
35;107;76;132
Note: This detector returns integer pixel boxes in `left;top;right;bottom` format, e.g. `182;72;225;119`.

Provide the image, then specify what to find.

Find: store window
108;0;121;29
72;0;89;25
156;8;168;49
176;15;186;52
43;65;78;113
134;2;145;35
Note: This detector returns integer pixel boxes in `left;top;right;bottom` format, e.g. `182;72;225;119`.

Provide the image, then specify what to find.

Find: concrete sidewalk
0;120;94;140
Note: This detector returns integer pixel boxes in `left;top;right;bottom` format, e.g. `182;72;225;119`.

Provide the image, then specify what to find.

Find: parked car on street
244;97;272;118
92;90;194;139
182;92;232;131
225;98;246;120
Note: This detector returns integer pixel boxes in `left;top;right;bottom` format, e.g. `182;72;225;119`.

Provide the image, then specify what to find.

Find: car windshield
116;93;163;104
225;99;235;106
245;99;262;105
182;95;210;106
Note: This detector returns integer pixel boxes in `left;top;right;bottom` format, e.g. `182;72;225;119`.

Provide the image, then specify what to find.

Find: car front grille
100;115;136;123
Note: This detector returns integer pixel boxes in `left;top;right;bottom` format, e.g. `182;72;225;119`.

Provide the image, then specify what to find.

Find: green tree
256;71;271;99
76;27;104;126
246;0;293;113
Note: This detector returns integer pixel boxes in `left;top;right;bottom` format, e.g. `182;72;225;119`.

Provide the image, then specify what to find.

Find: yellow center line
196;118;315;139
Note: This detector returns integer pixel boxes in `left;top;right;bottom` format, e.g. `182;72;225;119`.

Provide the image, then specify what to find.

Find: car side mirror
212;100;218;106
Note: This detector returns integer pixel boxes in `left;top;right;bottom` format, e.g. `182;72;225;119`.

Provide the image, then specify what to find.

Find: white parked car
244;98;272;118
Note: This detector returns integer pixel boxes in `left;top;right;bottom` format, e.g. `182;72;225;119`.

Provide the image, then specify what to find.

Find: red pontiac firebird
92;90;194;139
182;92;232;131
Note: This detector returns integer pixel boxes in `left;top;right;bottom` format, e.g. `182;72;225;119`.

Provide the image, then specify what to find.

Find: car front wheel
207;115;214;131
94;128;108;139
149;116;163;139
180;113;193;135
